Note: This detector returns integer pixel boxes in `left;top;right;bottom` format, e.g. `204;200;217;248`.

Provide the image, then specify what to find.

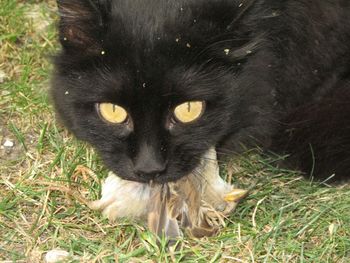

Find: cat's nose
133;142;167;180
134;158;167;180
134;162;167;180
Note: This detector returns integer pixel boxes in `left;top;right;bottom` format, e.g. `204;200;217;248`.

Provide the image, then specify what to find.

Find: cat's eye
98;103;128;124
173;101;205;123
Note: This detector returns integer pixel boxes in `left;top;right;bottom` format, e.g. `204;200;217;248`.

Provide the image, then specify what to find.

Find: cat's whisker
191;168;207;182
190;38;250;59
190;37;263;67
227;0;257;28
194;156;227;165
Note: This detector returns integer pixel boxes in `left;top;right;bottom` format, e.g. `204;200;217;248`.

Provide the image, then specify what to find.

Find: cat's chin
118;173;187;185
151;174;188;184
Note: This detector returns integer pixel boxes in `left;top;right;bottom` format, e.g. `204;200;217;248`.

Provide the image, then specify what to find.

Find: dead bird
89;148;248;239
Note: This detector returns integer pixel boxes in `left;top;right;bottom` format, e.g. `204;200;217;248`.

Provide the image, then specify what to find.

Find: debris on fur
89;148;248;239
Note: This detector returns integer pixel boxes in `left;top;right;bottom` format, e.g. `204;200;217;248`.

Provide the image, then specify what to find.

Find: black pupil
187;102;191;112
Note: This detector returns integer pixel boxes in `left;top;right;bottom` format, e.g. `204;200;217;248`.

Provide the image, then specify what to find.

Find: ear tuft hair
57;0;108;54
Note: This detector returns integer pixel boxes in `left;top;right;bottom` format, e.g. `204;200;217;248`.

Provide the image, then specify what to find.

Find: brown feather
189;226;219;238
147;186;168;237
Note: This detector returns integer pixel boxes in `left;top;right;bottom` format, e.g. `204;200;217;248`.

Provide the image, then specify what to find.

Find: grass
0;1;349;262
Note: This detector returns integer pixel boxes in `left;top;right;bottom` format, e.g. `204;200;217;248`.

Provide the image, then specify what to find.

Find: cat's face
52;0;257;183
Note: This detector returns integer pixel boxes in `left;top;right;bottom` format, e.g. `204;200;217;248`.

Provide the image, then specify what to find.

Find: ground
0;1;349;262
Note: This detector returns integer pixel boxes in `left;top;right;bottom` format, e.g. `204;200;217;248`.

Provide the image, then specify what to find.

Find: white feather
199;148;235;211
89;172;159;220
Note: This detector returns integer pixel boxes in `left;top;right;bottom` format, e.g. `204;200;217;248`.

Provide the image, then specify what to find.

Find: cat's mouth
132;172;187;185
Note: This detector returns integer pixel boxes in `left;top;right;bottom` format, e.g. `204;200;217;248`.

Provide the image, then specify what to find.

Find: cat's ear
57;0;109;54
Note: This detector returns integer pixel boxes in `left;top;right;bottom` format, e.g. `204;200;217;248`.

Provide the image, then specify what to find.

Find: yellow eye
173;101;205;123
98;103;128;124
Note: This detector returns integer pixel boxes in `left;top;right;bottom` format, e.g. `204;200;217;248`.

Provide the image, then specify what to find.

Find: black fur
52;0;350;183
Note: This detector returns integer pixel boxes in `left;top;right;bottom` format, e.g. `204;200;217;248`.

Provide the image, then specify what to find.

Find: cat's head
52;0;263;183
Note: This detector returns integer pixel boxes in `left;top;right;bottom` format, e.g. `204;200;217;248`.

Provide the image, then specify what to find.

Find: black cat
51;0;350;184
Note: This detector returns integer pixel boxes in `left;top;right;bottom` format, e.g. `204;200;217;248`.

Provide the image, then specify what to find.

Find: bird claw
224;188;249;203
